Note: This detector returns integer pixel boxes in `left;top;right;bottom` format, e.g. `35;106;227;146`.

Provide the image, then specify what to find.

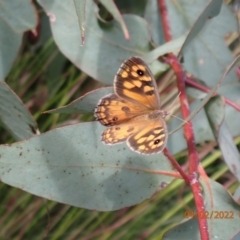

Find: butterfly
95;56;169;155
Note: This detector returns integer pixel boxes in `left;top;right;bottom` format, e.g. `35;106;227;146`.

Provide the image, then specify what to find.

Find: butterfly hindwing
95;56;169;155
101;120;143;144
127;118;167;154
101;116;168;155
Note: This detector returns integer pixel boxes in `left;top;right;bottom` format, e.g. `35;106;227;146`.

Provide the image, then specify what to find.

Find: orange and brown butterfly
94;56;169;155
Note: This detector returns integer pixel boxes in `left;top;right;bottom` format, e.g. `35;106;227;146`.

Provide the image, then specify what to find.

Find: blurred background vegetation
1;0;240;239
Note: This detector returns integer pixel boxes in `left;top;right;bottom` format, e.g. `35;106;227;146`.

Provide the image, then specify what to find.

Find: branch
158;1;209;239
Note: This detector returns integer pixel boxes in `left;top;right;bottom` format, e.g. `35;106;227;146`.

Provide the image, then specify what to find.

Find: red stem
165;55;199;173
163;148;190;183
158;0;172;41
166;54;210;240
186;76;240;112
158;1;209;239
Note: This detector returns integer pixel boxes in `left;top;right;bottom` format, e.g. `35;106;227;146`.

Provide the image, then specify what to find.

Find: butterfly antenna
166;92;190;125
170;114;190;125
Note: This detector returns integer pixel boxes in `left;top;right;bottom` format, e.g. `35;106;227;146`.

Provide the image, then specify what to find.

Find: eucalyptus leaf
165;0;238;99
0;122;175;211
168;56;240;145
163;178;240;239
233;186;240;202
178;0;223;57
0;19;22;80
205;96;240;181
44;87;113;114
99;0;129;39
144;0;164;45
142;35;186;63
0;81;38;140
0;0;37;32
73;0;86;45
38;0;158;84
0;0;37;79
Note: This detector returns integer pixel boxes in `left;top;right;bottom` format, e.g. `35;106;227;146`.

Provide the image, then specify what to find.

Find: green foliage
0;0;240;239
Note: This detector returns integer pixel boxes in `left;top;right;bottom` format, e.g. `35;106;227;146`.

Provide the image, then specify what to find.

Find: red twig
158;0;172;41
165;54;210;240
158;1;209;239
164;55;199;173
163;148;190;183
185;76;240;112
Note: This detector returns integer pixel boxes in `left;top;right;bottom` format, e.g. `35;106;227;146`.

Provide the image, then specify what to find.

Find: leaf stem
158;1;209;239
185;76;240;112
163;148;189;183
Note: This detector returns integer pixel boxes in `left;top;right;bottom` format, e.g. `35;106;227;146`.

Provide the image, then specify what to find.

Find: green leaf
233;186;240;202
144;0;164;45
233;232;240;240
205;96;225;132
38;0;155;84
168;56;240;154
165;0;238;98
73;0;86;45
0;122;175;211
0;81;38;140
0;19;22;80
142;35;186;63
0;0;37;32
205;96;240;181
99;0;130;40
0;0;37;79
163;178;240;239
44;87;113;114
178;0;223;57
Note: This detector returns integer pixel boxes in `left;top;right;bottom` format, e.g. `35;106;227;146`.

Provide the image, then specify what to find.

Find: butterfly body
95;57;168;155
148;110;168;120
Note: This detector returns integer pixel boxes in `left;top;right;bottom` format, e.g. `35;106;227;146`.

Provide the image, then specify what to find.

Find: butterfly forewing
95;56;168;155
114;57;161;110
95;94;150;126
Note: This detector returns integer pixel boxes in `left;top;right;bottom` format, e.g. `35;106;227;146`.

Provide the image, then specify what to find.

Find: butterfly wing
101;120;141;145
95;94;150;126
101;116;168;155
96;56;168;155
127;118;167;155
114;57;161;110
